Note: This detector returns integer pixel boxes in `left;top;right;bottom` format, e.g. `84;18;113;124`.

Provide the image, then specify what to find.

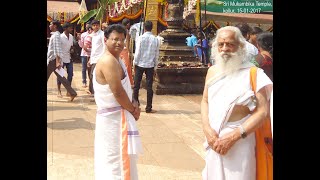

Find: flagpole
204;0;207;24
199;0;203;64
139;0;147;36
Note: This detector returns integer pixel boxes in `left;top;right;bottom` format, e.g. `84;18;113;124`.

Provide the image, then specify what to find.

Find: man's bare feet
69;94;77;102
57;91;63;98
146;109;157;113
85;90;92;95
66;92;71;97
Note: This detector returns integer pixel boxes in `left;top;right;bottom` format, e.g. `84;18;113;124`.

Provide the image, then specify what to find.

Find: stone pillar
145;0;158;35
153;0;208;95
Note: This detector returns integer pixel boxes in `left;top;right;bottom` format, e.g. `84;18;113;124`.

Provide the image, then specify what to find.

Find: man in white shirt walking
57;22;75;97
47;20;77;101
133;21;159;113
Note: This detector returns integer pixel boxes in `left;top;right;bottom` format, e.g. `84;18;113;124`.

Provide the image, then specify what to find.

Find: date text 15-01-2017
222;7;262;13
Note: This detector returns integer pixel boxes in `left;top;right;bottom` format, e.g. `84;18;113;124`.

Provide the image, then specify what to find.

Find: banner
202;0;273;13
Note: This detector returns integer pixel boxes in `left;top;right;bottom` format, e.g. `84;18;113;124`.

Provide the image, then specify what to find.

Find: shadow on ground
47;105;90;111
47;118;95;130
153;109;200;115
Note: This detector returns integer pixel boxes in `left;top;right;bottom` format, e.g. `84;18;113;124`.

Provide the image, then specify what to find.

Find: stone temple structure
154;0;208;95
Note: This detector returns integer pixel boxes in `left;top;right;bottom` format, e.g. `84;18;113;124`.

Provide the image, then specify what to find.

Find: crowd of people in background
47;18;273;180
50;20;273;91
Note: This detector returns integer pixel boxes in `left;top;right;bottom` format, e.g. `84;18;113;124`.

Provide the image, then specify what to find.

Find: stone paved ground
47;62;206;180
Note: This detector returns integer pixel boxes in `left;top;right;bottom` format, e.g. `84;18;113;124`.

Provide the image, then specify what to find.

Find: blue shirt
186;34;198;56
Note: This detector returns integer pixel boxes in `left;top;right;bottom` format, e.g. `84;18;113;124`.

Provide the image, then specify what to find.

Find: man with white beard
201;26;273;180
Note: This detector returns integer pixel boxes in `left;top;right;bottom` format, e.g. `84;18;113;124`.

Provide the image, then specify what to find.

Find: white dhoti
202;65;273;180
202;116;256;180
94;108;143;180
93;60;143;180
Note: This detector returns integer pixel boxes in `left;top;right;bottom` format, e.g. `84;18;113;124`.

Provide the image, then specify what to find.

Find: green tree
78;0;118;24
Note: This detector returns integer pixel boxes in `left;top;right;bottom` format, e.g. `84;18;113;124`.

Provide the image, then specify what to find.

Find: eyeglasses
108;38;125;43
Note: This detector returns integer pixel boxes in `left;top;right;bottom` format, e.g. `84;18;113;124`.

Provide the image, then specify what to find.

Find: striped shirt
78;31;89;56
134;32;159;68
83;35;92;57
47;31;62;65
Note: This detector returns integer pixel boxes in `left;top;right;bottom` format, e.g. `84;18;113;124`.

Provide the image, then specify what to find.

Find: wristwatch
239;125;247;139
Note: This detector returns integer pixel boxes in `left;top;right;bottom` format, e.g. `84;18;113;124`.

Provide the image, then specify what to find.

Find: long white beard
214;48;246;74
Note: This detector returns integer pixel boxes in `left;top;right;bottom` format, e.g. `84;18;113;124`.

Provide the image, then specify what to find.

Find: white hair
211;26;248;74
211;26;247;57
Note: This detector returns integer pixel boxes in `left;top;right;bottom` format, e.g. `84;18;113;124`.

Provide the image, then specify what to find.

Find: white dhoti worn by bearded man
202;62;273;180
93;60;143;180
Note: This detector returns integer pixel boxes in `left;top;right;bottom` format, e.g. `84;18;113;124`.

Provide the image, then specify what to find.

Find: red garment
120;48;134;86
256;53;273;81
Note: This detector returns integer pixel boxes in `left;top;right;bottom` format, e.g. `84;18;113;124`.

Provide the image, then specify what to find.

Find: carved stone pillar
145;0;159;35
152;0;208;95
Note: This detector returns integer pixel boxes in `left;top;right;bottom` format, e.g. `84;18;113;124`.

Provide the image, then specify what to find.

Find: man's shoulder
97;54;111;65
52;32;61;39
92;31;104;40
85;35;93;40
245;41;258;54
204;66;220;85
99;53;117;62
81;32;88;37
208;65;218;73
145;33;158;40
100;55;124;71
98;30;104;36
151;35;158;42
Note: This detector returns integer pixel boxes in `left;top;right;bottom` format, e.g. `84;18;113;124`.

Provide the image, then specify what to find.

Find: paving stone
47;63;206;179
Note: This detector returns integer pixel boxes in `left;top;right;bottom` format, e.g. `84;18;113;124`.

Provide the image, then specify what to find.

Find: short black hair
257;32;273;58
86;24;92;31
91;19;100;25
122;18;130;26
51;20;63;33
52;20;60;26
62;22;72;29
235;23;252;37
251;26;263;35
104;24;127;38
144;21;153;31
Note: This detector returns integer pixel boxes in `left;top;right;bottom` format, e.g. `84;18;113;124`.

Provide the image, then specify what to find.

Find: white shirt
134;32;159;68
90;30;105;64
60;32;74;63
47;31;62;65
129;22;144;45
157;35;164;46
245;41;258;61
